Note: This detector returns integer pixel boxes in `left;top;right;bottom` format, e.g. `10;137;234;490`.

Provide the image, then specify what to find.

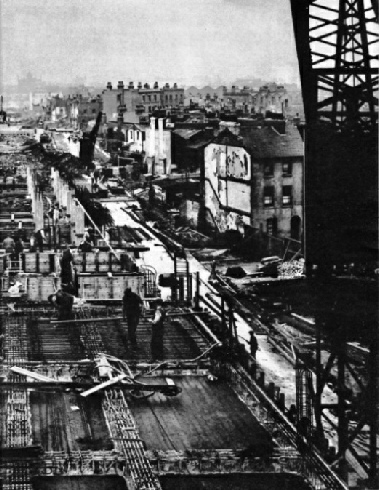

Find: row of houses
110;115;304;243
42;82;304;244
186;82;303;119
45;81;185;129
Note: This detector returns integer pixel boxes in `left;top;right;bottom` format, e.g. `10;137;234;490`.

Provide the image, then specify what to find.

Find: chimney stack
117;81;124;90
173;83;177;89
107;82;112;90
138;81;142;89
154;82;159;89
129;81;134;89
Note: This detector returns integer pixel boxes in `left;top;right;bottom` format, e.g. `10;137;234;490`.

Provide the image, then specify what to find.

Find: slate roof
173;128;203;140
241;124;304;159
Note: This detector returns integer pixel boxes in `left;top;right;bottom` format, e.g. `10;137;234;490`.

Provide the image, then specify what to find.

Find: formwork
78;273;144;300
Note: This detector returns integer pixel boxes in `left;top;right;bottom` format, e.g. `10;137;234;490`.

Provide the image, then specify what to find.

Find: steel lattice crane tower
290;0;378;486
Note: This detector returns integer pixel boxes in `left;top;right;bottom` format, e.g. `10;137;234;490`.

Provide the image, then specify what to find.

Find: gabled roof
241;124;303;159
211;128;244;147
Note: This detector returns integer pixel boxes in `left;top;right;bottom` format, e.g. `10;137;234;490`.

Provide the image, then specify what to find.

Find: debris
278;259;305;278
225;266;246;278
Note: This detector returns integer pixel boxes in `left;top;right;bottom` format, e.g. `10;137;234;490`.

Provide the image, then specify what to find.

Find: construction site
0;1;378;490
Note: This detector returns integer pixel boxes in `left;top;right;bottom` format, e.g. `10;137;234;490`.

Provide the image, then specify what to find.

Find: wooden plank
10;366;57;383
80;374;127;397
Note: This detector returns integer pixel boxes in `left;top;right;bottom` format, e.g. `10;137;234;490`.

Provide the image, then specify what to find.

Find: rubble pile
278;259;305;278
0;135;36;153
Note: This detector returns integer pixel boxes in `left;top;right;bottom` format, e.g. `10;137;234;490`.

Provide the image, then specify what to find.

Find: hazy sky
1;0;300;86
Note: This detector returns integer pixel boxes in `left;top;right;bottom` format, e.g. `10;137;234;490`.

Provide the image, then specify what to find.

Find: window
264;163;274;177
154;95;157;102
282;162;292;176
264;186;274;206
137;132;140;140
92;109;96;114
148;95;151;102
82;109;87;114
142;96;145;102
283;185;292;206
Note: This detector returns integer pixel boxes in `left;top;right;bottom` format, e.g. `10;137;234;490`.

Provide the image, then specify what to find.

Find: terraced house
203;120;304;249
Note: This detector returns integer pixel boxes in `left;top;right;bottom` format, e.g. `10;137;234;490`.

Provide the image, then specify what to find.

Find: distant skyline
1;0;300;88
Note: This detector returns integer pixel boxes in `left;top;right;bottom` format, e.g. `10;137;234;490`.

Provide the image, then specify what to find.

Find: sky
0;0;300;87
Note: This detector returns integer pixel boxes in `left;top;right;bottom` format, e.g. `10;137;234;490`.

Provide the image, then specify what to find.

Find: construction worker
123;287;143;348
249;330;259;360
14;237;24;259
209;260;217;282
48;289;74;321
79;239;92;252
35;229;45;252
150;300;167;361
60;243;73;286
2;233;15;254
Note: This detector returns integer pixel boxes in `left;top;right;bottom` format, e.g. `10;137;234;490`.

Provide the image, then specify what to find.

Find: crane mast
291;0;378;486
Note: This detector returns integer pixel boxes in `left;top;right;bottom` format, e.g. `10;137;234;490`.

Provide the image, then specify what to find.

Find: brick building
251;83;289;115
101;81;184;125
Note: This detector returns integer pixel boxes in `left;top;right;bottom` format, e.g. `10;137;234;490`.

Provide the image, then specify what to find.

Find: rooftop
242;124;303;159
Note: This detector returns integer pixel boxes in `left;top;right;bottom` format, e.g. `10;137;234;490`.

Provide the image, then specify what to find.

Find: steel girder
290;1;378;487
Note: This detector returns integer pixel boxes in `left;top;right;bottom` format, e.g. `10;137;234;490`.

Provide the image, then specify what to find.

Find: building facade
203;122;303;242
101;81;184;125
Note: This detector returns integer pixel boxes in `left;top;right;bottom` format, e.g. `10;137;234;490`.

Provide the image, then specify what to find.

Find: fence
192;273;348;490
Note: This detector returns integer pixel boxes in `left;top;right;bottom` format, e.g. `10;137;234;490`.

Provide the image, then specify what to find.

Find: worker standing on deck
78;239;92;252
249;330;259;360
60;243;73;287
123;287;143;348
14;236;24;259
150;300;167;361
2;233;15;254
35;229;45;252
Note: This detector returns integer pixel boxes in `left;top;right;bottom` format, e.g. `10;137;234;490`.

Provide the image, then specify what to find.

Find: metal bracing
291;1;378;486
295;359;314;440
292;0;379;129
